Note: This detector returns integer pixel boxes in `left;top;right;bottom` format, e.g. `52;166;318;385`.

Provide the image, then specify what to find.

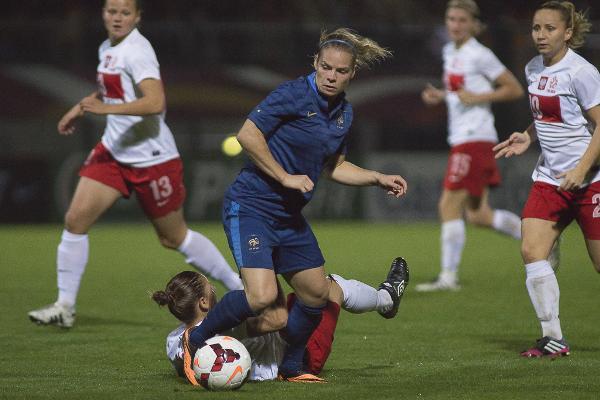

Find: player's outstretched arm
325;154;407;197
494;123;536;159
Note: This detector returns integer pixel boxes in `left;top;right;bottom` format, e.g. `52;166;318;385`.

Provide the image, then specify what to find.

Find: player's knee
520;242;541;264
158;235;179;250
465;210;485;226
246;288;278;312
301;284;329;307
64;208;88;234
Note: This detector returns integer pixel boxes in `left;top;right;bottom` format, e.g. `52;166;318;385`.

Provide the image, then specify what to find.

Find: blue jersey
225;72;353;219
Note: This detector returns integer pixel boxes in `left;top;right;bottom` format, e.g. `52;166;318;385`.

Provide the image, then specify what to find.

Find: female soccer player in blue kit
181;28;409;383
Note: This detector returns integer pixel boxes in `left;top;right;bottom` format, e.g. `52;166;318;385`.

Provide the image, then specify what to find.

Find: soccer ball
192;335;251;391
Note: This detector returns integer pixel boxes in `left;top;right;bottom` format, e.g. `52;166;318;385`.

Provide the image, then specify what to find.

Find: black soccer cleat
520;336;570;358
378;257;409;319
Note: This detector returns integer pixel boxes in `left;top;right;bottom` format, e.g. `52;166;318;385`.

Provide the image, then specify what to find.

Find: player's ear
198;297;210;312
564;27;573;42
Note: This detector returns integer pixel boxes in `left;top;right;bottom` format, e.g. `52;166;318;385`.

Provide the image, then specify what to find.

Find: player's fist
281;174;314;193
377;173;407;198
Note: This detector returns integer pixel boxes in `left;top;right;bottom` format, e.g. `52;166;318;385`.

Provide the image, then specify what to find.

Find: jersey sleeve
248;82;298;137
126;43;161;84
572;64;600;111
478;48;506;82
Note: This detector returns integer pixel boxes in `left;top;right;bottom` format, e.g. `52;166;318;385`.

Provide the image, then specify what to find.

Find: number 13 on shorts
150;176;173;205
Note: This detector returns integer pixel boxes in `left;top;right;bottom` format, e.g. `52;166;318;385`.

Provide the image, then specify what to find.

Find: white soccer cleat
28;302;76;328
548;237;561;272
415;272;460;292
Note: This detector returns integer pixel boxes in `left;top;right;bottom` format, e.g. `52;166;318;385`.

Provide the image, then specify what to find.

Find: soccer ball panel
192;336;251;391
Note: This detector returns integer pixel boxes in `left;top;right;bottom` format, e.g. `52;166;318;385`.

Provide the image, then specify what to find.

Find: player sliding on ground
180;27;408;383
153;258;408;383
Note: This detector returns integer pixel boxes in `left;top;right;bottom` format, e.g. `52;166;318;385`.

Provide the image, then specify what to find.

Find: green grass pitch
2;222;599;399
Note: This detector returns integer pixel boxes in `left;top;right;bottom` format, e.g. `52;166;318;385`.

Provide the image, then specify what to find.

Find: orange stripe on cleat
182;328;199;386
277;373;327;383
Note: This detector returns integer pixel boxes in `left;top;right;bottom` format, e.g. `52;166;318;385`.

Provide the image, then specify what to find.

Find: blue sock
279;299;325;376
189;290;255;347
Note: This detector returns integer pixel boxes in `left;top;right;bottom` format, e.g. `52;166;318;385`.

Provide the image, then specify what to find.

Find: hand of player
281;174;314;193
456;89;480;106
493;132;531;159
80;95;110;115
421;83;445;106
377;174;408;198
57;106;84;135
556;167;585;192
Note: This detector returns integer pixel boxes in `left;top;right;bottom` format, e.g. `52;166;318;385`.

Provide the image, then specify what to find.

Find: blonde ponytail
316;28;392;70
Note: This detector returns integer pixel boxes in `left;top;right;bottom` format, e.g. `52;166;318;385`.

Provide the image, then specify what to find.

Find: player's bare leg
151;209;243;291
466;189;521;239
29;177;120;327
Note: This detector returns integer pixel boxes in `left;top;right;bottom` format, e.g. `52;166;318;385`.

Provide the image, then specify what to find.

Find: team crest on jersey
547;76;558;93
538;76;548;90
103;55;118;69
247;235;261;252
336;111;345;129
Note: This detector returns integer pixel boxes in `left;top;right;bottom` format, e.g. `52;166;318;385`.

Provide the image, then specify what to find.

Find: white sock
493;209;522;239
177;229;243;291
525;260;562;340
441;219;466;275
56;229;89;308
330;274;392;314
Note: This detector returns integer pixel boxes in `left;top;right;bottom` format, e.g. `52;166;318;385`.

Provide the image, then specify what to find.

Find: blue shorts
222;199;325;274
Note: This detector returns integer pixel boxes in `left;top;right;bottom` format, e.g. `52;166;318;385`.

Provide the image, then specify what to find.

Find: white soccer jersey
166;322;286;382
525;49;600;186
97;28;179;167
443;37;507;146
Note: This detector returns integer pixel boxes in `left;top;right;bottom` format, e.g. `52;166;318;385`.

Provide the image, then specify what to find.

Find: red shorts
522;181;600;240
79;142;185;219
443;141;501;197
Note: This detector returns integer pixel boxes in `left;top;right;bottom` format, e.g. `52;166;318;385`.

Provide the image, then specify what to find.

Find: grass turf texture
2;222;599;399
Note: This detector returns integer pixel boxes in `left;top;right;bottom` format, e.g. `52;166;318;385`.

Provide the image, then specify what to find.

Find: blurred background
1;0;599;223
